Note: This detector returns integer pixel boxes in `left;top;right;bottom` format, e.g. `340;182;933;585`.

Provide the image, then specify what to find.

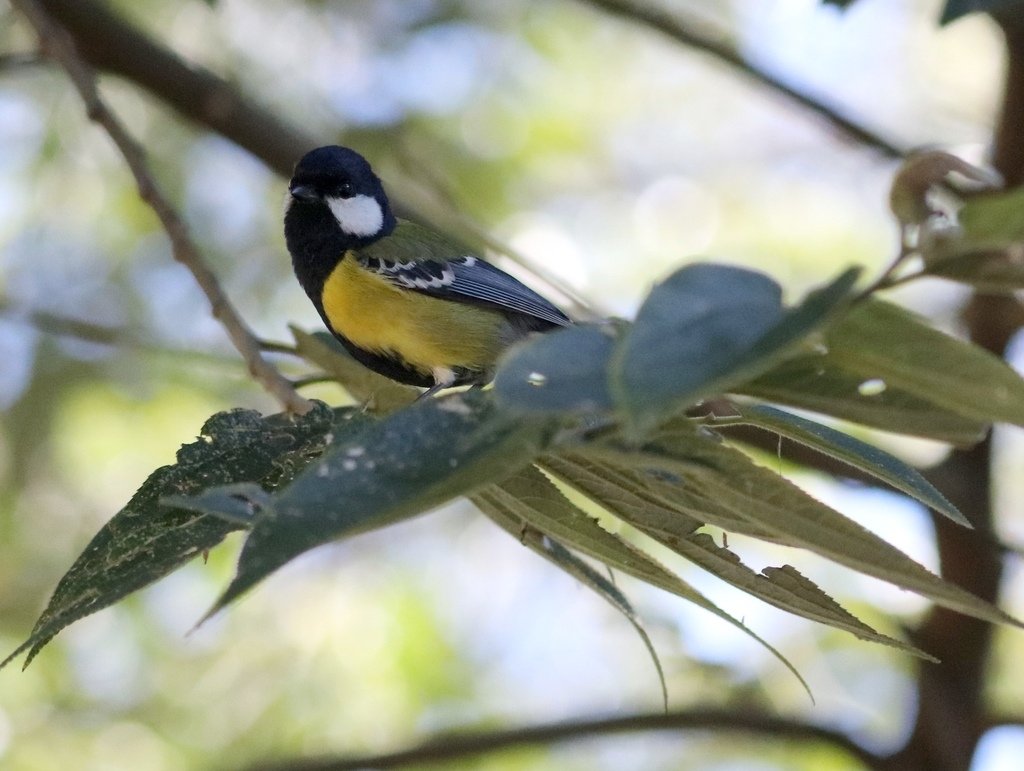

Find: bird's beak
289;184;319;202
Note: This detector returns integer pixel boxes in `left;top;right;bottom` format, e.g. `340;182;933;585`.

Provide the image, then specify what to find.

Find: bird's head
285;146;396;248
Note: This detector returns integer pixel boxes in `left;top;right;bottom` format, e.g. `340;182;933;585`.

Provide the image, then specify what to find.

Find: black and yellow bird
284;146;571;398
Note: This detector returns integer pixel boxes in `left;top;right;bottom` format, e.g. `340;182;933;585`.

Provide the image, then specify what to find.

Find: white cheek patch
326;194;384;237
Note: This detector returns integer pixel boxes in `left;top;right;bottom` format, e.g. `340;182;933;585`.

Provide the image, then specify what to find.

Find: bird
283;145;571;399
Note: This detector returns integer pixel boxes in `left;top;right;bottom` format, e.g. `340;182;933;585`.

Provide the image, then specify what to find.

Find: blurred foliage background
2;0;1023;769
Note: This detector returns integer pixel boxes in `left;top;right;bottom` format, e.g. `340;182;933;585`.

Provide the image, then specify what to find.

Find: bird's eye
337;181;355;199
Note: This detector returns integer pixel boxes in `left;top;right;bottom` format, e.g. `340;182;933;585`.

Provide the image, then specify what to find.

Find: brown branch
33;0;316;177
243;709;888;771
888;13;1024;770
992;12;1024;186
12;0;312;414
576;0;905;158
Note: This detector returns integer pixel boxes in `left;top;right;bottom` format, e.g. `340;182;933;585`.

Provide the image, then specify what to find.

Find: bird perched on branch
284;145;571;399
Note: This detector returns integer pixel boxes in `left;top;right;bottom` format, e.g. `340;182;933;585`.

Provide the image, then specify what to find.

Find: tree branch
888;13;1024;769
11;0;313;414
244;708;888;771
33;0;316;177
575;0;905;158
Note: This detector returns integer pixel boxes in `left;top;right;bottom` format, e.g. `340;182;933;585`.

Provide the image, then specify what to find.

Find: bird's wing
360;254;570;327
358;222;571;327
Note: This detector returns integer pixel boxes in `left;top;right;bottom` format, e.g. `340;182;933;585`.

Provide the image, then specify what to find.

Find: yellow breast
320;255;506;376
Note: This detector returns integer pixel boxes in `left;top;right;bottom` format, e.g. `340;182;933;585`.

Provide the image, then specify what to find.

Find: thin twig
291;373;337;389
244;708;887;771
577;0;906;158
0;296;238;364
12;0;313;414
0;51;46;70
257;338;302;357
853;246;916;301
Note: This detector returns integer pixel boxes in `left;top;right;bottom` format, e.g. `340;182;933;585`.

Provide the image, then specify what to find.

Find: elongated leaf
586;437;1022;629
194;392;553;615
291;326;418;412
737;353;986;445
611;264;859;432
544;456;931;657
473;488;668;709
726;404;968;526
925;250;1024;293
920;187;1024;292
490;466;698;598
828;299;1024;427
546;452;780;541
958;186;1024;245
541;454;702;536
3;404;345;669
493;324;617;414
662;534;934;660
478;468;811;699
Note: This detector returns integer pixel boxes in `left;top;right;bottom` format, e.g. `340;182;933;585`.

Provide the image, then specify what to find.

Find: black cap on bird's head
285;146;396;253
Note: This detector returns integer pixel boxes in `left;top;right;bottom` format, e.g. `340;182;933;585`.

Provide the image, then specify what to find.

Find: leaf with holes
183;391;553;617
3;403;347;669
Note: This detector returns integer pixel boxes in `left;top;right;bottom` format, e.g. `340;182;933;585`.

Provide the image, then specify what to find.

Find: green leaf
611;264;859;433
541;454;702;537
476;468;812;700
663;534;934;660
737;353;986;445
941;0;1024;24
586;436;1022;630
725;404;969;527
925;251;1024;293
828;299;1024;427
756;563;935;659
290;326;418;412
546;451;779;541
197;391;553;616
493;324;617;414
544;456;932;658
473;487;668;710
919;187;1024;292
957;187;1024;246
488;466;699;599
3;404;343;669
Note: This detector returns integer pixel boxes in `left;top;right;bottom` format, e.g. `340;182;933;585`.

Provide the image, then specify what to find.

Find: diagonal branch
33;0;316;177
576;0;905;158
11;0;313;415
244;708;889;771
